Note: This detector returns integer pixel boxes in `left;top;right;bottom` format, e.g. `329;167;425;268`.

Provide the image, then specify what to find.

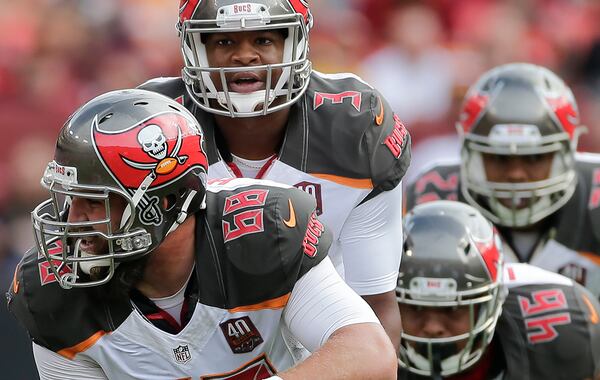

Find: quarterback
139;0;411;347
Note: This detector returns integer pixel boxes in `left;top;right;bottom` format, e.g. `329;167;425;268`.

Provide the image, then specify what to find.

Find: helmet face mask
397;201;506;377
32;168;151;289
457;63;585;228
32;90;208;289
461;141;577;228
179;0;313;118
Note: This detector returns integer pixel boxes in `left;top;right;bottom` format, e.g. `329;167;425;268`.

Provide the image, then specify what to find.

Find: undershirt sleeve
283;257;380;352
33;343;107;380
337;182;403;295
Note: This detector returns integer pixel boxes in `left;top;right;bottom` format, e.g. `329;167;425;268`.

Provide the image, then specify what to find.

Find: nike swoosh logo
283;199;297;228
375;96;384;126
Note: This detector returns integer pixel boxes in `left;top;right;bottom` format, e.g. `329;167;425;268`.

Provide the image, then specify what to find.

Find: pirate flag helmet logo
31;89;208;289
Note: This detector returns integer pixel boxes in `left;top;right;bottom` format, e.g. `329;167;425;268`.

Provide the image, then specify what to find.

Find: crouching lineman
6;89;397;379
397;200;600;380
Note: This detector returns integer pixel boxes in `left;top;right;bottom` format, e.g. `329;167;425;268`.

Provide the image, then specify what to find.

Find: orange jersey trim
228;293;290;313
310;173;373;189
12;264;20;294
581;293;599;324
57;330;107;359
375;96;384;126
578;251;600;266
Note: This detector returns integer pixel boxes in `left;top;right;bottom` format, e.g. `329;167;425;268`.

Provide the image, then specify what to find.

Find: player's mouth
79;237;100;254
228;72;265;93
499;198;529;210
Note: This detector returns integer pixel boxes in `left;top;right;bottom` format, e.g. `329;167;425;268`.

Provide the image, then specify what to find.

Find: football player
397;201;600;379
7;90;397;379
404;63;600;297
139;0;411;349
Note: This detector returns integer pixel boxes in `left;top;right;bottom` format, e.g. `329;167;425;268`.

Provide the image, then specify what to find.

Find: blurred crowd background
1;0;600;377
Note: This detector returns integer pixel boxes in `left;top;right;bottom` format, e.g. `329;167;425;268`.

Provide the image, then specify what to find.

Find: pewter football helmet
179;0;313;117
397;201;506;377
32;89;208;288
457;63;585;227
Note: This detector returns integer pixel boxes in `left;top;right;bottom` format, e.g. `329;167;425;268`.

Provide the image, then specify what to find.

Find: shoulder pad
575;156;600;244
500;267;600;378
300;71;411;192
7;246;129;354
137;77;189;106
200;178;331;309
503;263;573;289
404;162;461;212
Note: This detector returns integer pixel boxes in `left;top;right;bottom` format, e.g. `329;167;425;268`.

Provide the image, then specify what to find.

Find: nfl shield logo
173;344;192;364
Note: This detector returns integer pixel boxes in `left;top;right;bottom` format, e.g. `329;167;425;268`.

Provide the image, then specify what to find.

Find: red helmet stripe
179;0;201;25
288;0;310;22
546;96;578;139
476;230;501;282
459;93;488;133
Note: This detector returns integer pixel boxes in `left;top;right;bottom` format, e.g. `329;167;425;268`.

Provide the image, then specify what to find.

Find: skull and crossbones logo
139;124;168;160
122;124;188;173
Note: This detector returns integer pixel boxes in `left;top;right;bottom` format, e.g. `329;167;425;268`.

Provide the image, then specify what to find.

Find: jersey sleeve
335;182;403;295
200;179;332;309
283;257;379;352
33;343;107;380
7;251;35;336
277;184;332;283
500;265;600;379
301;73;411;199
7;247;129;355
364;89;412;195
573;283;600;375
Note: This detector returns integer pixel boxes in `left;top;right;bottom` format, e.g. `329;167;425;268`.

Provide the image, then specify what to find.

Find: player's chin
88;265;110;281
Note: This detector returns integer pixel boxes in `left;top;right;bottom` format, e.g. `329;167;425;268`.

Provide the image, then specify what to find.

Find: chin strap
166;190;198;236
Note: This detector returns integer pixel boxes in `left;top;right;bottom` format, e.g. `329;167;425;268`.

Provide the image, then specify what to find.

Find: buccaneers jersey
139;71;411;295
8;179;373;379
404;153;600;297
399;263;600;380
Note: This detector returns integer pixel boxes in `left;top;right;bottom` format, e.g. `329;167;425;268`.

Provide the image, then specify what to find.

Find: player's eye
88;200;105;208
525;154;545;163
216;38;234;46
483;153;507;164
256;37;272;45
